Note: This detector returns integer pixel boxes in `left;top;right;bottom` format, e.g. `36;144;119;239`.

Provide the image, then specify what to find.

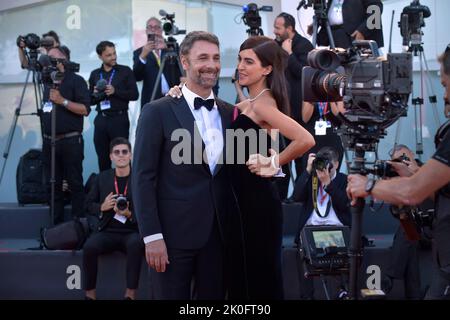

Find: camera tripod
150;45;184;102
298;0;336;48
395;43;440;161
0;65;44;185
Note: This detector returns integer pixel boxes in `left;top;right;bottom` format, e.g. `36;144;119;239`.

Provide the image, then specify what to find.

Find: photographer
382;144;426;300
89;41;139;172
347;46;450;299
17;30;60;69
41;46;90;225
83;137;144;300
307;0;384;49
293;146;350;299
133;17;182;108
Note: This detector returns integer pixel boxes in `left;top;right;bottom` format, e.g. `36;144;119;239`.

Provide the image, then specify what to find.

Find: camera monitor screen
312;230;346;249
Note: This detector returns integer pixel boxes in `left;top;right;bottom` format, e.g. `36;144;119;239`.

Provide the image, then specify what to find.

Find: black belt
98;110;127;117
43;131;81;141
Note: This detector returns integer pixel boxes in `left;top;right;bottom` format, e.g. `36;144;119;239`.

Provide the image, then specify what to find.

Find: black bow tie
194;97;215;111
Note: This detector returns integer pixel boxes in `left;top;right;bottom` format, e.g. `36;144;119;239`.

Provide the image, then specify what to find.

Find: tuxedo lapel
170;97;210;175
213;99;232;176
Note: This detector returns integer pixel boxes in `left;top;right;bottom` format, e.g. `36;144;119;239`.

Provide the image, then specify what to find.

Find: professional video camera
399;0;431;50
303;40;412;151
298;225;350;277
241;3;273;36
159;10;186;37
37;54;80;86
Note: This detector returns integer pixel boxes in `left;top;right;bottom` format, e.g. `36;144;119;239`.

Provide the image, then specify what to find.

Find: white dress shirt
143;84;224;245
139;50;170;94
328;0;345;26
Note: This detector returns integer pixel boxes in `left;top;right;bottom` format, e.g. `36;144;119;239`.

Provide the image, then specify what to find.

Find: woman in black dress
226;36;315;299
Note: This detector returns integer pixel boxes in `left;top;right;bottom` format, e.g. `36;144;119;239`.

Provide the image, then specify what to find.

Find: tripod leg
33;71;45;139
325;21;336;49
312;16;319;47
0;69;32;185
150;56;167;103
421;50;441;127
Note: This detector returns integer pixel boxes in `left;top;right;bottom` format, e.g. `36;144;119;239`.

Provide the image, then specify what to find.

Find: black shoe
85;296;95;300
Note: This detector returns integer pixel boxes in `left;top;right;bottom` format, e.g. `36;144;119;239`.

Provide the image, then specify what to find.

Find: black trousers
386;226;421;299
94;112;130;172
42;135;84;225
83;231;144;291
317;27;353;49
150;220;225;300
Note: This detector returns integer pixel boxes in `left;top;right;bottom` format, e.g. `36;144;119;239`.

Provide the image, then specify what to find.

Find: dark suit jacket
85;168;137;232
133;47;183;108
286;32;314;124
293;171;351;243
319;0;384;48
132;95;237;250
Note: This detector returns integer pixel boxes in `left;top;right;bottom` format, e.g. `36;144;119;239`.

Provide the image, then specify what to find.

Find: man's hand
388;160;419;178
445;103;450;119
167;85;183;98
100;192;116;212
140;41;157;60
316;165;331;187
145;239;170;272
155;34;166;50
351;30;365;41
105;85;115;96
281;38;293;55
306;153;316;175
347;174;369;206
49;89;65;105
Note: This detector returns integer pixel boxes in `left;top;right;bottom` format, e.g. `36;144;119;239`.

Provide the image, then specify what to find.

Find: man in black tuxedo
133;17;182;108
132;31;235;300
273;12;314;196
310;0;384;49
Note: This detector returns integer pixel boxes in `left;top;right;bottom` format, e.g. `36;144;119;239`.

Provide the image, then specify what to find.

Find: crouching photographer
293;146;351;299
83;137;144;300
347;46;450;300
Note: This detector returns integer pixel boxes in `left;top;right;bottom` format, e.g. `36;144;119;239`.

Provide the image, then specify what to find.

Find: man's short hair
146;17;161;27
179;31;220;56
317;146;340;163
389;144;412;158
277;12;296;30
42;30;60;45
110;137;131;153
438;44;450;75
96;41;115;55
48;46;70;60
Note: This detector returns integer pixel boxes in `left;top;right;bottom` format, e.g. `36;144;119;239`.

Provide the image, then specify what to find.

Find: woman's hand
167;84;183;98
246;149;279;178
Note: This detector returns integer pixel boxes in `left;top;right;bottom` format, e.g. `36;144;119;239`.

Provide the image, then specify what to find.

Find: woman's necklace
249;88;270;102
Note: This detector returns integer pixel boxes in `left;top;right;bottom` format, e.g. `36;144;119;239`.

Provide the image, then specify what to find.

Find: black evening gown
226;113;284;300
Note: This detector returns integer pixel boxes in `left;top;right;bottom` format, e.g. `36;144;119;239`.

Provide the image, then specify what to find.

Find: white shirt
328;0;345;26
143;84;224;245
139;50;170;94
306;172;344;227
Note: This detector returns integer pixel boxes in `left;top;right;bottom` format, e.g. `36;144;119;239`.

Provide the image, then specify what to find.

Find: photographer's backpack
16;149;47;205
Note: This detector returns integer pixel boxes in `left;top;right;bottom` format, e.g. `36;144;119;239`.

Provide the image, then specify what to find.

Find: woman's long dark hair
239;36;290;116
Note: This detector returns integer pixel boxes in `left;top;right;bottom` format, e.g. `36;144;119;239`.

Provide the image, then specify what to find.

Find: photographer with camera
89;41;139;172
380;144;428;300
133;17;181;108
347;46;450;299
83;137;144;300
293;146;350;299
17;31;60;69
306;0;384;49
41;46;90;225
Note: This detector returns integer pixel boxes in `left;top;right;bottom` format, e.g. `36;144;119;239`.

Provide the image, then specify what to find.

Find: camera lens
308;49;341;71
116;196;128;211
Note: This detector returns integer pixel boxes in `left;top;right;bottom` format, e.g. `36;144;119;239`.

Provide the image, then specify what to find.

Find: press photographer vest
433;120;450;268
